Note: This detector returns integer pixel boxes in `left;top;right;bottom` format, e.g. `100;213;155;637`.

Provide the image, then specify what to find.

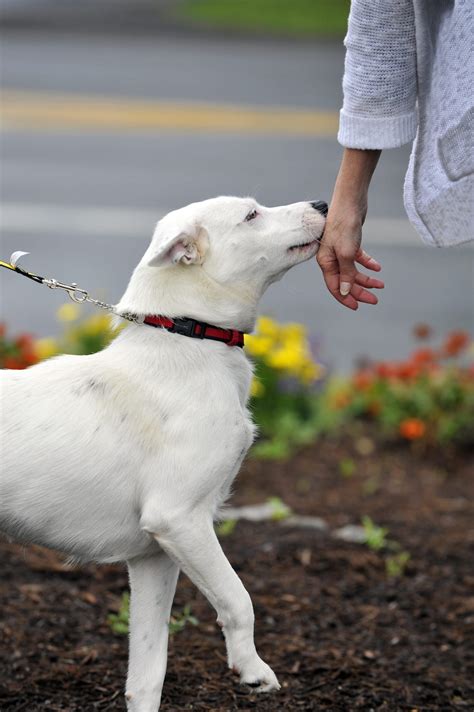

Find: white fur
0;196;325;711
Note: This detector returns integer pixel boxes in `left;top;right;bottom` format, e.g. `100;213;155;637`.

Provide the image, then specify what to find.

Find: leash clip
43;278;89;303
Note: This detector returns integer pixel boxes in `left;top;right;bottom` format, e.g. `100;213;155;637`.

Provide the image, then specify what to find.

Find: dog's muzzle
302;208;326;246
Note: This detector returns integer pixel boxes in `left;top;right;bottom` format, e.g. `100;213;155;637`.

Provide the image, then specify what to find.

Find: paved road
1;31;472;371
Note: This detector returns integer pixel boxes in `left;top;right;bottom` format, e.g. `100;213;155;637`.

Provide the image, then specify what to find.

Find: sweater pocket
438;107;474;182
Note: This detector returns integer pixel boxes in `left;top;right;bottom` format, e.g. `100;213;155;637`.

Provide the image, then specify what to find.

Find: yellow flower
245;335;274;357
34;337;59;360
267;346;304;371
82;314;113;336
282;322;307;342
250;377;265;398
56;302;81;322
256;316;279;339
300;362;325;383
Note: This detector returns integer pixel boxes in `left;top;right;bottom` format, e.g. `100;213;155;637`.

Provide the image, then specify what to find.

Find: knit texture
338;0;474;247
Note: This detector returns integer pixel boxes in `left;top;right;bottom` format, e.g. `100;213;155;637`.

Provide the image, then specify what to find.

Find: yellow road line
1;90;338;136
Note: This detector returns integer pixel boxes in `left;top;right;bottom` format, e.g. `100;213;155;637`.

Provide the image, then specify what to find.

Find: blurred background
1;0;473;371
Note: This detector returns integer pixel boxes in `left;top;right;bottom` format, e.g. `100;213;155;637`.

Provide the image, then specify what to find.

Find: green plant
385;551;411;578
107;592;130;635
339;457;356;478
216;519;237;537
169;604;199;636
341;330;474;448
179;0;350;38
246;316;329;459
267;496;292;521
361;516;389;551
107;595;198;637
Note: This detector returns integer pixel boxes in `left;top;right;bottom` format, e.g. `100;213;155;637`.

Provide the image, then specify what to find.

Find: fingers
323;270;360;310
354;272;385;290
356;249;381;272
317;246;384;310
340;248;382;296
351;282;379;305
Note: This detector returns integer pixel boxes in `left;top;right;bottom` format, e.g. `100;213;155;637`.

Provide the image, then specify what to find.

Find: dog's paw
237;656;280;693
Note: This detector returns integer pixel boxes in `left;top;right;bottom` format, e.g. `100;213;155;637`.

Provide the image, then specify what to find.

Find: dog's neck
116;264;259;332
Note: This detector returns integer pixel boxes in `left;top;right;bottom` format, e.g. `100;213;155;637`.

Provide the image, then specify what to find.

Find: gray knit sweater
338;0;473;247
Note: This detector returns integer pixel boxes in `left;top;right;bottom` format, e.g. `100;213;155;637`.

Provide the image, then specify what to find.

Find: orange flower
353;370;374;390
332;392;352;410
411;348;437;365
15;333;34;350
442;330;470;357
399;418;426;440
375;362;398;379
21;350;39;367
3;357;23;369
396;362;421;380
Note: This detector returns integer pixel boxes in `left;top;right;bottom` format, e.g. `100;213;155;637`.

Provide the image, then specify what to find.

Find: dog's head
119;197;327;331
144;196;326;284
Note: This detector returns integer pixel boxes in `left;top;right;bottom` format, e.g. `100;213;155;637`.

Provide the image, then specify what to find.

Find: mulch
1;428;473;711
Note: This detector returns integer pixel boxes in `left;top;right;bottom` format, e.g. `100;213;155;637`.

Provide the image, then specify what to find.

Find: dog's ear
147;218;209;267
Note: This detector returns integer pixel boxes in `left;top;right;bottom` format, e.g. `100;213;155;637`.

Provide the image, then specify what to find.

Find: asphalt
1;30;472;371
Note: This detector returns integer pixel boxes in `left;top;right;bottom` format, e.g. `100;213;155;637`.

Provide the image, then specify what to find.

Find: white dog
0;196;327;711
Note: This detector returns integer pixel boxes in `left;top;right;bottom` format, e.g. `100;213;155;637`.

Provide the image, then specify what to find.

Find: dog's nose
310;200;328;217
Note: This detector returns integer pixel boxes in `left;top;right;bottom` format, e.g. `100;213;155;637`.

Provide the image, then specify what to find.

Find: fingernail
340;282;351;296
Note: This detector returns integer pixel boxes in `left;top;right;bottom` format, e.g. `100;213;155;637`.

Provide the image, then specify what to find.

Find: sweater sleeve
338;0;418;149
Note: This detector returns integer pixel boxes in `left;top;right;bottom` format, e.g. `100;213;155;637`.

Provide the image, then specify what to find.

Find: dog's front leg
125;553;180;712
146;513;280;693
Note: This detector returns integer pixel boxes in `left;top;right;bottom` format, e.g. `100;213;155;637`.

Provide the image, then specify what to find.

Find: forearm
338;0;417;149
331;148;381;221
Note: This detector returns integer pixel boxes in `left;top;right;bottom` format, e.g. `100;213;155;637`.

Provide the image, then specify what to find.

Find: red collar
143;315;245;348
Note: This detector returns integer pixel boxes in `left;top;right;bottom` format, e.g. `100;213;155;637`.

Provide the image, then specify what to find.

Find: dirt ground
1;429;473;711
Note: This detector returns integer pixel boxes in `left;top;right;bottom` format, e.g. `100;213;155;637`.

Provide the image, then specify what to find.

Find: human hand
316;207;384;311
317;147;384;310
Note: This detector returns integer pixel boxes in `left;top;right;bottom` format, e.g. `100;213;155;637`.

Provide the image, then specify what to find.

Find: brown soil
1;429;473;711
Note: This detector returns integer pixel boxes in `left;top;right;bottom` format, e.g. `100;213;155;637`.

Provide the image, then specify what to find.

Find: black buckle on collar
169;317;206;339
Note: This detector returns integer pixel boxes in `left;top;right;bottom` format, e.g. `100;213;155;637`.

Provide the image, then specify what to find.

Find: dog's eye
244;209;258;222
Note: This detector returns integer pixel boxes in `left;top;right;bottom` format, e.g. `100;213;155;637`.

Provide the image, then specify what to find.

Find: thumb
337;253;358;297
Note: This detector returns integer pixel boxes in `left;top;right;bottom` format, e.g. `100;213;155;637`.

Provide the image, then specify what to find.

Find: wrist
328;196;366;227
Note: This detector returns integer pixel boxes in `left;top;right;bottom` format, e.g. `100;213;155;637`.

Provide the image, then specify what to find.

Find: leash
0;251;141;323
0;251;245;347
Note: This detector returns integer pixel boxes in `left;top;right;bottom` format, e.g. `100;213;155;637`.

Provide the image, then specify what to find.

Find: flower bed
1;309;473;455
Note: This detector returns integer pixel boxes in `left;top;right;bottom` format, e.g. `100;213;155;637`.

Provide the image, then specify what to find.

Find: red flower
412;348;437;365
395;362;418;380
15;333;34;351
375;362;398;379
442;331;470;357
353;370;374;390
21;350;39;367
399;418;426;440
3;357;23;369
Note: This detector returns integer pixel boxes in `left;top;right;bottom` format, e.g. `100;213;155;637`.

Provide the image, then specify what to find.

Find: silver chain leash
4;251;144;324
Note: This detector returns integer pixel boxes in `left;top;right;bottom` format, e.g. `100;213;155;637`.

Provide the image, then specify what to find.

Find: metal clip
43;278;89;303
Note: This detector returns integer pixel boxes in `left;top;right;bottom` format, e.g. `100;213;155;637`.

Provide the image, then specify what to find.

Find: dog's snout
310;200;328;217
